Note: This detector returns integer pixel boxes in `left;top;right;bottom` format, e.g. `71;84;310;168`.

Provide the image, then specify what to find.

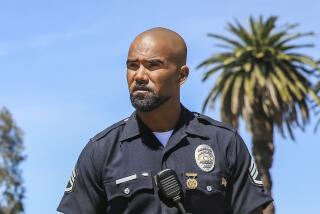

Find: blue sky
1;0;319;213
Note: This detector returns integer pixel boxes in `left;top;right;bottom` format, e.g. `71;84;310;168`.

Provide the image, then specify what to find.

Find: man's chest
101;135;231;214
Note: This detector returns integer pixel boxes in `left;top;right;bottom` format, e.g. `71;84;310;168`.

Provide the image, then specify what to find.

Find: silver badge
195;144;215;172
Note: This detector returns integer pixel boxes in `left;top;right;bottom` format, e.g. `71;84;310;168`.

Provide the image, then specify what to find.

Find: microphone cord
176;201;187;214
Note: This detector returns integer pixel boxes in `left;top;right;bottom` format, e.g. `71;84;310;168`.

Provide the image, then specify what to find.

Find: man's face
126;36;180;112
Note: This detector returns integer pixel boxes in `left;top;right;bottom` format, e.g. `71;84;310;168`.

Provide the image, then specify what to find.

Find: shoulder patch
193;112;236;133
65;167;77;193
90;118;128;142
248;157;263;186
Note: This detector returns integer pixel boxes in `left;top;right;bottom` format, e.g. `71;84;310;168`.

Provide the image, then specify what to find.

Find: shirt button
123;187;130;194
206;185;213;192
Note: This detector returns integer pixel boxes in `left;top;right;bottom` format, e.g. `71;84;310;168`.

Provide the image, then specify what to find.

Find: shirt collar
180;105;209;139
119;104;209;142
119;111;140;142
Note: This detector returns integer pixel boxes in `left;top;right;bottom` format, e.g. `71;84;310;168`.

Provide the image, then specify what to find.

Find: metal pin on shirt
115;174;137;184
185;172;198;189
221;177;227;188
141;172;149;177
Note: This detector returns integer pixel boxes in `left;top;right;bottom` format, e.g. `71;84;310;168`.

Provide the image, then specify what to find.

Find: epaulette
193;112;237;133
90;117;129;142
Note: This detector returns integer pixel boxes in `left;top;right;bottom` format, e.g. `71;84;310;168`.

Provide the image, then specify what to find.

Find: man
57;27;273;214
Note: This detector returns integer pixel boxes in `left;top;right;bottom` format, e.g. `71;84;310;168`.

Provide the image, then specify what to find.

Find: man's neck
136;100;181;132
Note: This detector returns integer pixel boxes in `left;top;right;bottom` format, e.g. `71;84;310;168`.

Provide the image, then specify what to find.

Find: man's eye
150;63;159;67
147;61;162;70
127;63;139;70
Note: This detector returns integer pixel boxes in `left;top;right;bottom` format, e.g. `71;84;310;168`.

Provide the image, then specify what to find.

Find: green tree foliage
0;108;25;214
198;16;320;214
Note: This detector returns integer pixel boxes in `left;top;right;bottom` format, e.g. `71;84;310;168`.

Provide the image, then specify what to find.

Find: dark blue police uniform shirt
57;105;272;214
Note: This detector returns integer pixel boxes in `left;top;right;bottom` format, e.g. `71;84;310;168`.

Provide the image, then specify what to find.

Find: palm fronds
198;16;320;138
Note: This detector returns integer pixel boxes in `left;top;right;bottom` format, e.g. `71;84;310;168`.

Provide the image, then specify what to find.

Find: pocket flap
105;172;154;201
184;173;227;195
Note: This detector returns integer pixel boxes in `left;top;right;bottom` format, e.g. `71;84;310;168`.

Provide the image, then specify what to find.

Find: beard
129;87;170;112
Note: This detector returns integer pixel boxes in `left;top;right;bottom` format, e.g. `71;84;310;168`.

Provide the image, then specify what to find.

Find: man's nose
134;65;149;84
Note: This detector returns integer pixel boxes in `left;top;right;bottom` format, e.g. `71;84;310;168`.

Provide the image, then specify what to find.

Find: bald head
126;27;189;114
128;27;187;67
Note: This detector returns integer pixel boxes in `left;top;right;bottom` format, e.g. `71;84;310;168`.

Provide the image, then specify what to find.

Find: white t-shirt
153;130;174;147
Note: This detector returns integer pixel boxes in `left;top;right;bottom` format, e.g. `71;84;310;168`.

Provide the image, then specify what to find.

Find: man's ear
178;65;189;85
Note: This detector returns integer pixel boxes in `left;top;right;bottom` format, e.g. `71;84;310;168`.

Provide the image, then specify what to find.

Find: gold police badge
195;144;215;172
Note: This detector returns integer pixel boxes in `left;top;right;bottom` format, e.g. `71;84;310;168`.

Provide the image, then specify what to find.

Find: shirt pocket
104;172;155;213
181;173;228;214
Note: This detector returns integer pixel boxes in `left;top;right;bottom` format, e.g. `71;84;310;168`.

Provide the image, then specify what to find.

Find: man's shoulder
75;117;131;175
192;111;237;134
90;117;130;143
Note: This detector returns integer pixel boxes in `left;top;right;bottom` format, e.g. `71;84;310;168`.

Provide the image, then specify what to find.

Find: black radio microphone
155;169;190;214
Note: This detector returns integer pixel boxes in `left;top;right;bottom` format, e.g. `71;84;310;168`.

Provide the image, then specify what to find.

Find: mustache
132;85;153;92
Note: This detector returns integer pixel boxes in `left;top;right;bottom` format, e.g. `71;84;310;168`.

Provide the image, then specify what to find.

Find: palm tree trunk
221;109;238;128
221;110;232;126
251;117;275;214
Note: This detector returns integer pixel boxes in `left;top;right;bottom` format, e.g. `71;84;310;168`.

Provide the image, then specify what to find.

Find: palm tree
315;80;320;131
197;16;320;214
